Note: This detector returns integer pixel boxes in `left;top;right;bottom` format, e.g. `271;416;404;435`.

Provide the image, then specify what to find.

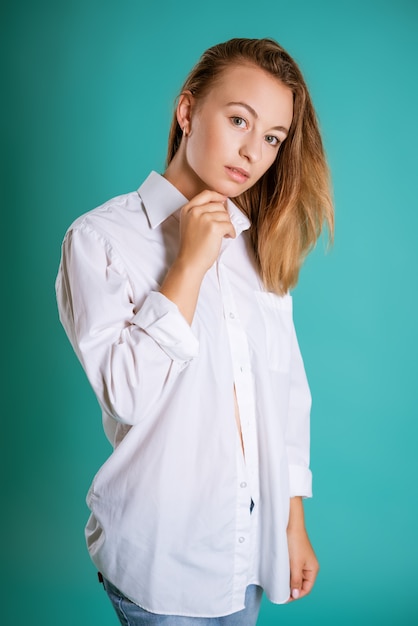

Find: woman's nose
239;135;262;163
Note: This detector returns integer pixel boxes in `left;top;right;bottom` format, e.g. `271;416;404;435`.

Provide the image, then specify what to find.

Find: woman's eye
231;116;247;128
265;135;280;146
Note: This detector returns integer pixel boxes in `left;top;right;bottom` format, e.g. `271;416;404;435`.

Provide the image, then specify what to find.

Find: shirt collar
138;171;188;229
225;197;251;238
138;170;251;237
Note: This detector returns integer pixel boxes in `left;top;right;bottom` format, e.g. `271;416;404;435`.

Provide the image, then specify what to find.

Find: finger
196;203;230;216
181;202;228;221
200;215;236;239
222;228;236;240
290;568;318;601
181;208;234;233
290;588;301;601
298;580;314;599
289;566;303;601
200;209;233;222
299;567;318;598
204;212;236;238
185;189;227;208
223;221;236;239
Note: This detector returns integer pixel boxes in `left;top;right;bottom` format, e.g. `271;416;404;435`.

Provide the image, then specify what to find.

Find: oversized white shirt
56;171;312;617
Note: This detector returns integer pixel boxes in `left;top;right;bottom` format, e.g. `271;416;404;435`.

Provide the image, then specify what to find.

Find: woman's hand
160;190;235;324
286;497;320;602
177;189;236;276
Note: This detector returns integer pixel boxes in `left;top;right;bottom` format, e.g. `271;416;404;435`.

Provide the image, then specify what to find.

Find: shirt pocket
254;291;293;373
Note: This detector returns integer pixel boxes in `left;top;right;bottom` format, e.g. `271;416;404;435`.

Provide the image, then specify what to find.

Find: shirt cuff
288;464;313;498
132;291;199;363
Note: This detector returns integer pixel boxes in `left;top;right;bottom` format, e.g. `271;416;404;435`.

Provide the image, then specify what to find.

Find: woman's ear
176;90;194;137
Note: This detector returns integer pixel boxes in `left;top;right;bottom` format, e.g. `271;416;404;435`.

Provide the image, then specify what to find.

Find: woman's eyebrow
226;101;258;118
226;101;289;134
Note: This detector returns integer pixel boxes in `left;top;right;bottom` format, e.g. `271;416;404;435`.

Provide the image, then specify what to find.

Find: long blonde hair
167;38;334;294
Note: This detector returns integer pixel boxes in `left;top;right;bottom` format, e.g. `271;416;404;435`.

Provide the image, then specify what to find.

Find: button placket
218;262;260;507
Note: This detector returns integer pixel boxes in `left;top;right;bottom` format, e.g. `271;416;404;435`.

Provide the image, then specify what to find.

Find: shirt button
240;482;247;488
238;537;245;543
229;312;235;319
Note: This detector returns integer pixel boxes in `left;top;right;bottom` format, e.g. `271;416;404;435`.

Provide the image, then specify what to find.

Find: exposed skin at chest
234;385;244;454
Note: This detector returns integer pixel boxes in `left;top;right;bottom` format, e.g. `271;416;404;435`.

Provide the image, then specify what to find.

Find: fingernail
292;589;300;599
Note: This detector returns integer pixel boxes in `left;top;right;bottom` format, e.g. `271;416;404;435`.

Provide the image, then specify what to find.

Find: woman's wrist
287;496;307;534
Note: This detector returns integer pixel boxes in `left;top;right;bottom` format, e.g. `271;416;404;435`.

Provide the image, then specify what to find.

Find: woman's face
177;63;294;199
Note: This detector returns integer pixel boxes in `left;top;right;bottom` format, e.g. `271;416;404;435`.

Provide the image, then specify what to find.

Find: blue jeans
103;578;263;626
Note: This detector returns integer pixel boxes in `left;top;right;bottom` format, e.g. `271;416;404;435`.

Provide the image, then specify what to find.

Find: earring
183;124;188;137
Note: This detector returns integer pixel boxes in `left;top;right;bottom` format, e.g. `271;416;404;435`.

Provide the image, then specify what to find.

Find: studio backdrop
3;1;418;624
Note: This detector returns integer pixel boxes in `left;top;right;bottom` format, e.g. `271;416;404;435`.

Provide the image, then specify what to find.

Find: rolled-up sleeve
56;223;199;426
133;291;199;363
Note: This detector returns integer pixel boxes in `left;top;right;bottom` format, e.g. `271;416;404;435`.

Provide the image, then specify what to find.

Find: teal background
3;0;417;624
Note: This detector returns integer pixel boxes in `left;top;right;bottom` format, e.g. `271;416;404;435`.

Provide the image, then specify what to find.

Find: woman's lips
225;166;250;183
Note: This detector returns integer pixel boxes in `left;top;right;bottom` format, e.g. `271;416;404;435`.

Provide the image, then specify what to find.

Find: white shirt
56;171;312;617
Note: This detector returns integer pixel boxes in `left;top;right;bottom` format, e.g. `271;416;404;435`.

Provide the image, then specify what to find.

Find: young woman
56;37;333;625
